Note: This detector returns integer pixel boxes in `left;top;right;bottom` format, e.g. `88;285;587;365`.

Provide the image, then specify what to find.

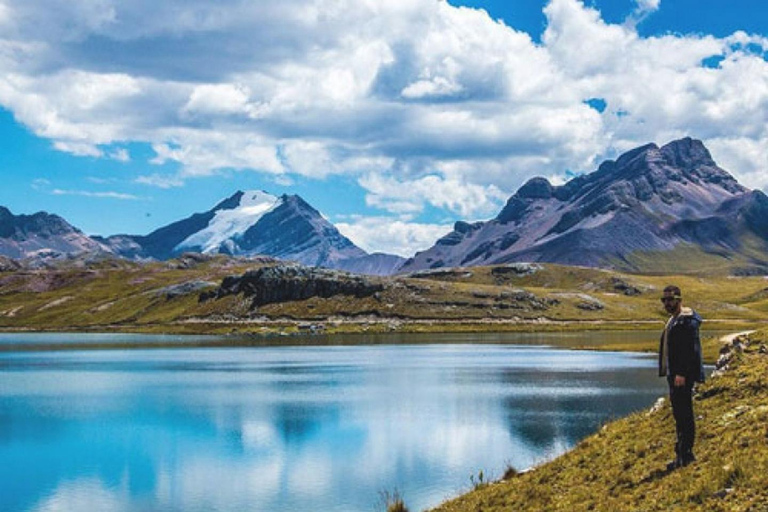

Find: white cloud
0;0;767;211
51;189;141;200
625;0;661;29
107;147;130;162
706;137;768;191
31;178;51;190
335;216;453;257
401;76;463;99
135;173;183;189
359;173;508;218
183;83;264;118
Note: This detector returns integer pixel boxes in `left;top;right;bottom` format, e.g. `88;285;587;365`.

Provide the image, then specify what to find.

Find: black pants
668;376;695;457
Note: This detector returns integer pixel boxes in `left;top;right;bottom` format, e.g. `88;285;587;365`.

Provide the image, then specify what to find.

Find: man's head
661;285;683;315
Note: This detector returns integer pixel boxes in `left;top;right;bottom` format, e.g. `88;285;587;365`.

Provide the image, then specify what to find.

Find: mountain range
399;137;768;274
1;190;405;275
2;137;767;275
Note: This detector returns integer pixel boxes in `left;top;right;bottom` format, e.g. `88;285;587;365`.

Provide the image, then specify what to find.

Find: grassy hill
1;257;768;345
428;330;768;512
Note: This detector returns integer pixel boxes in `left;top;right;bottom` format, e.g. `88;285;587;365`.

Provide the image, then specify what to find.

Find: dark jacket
658;308;705;383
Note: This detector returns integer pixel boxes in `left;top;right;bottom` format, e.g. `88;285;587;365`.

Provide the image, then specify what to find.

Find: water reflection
0;338;667;512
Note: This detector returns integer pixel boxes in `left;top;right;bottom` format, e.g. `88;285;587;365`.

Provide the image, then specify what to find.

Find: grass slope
429;331;768;512
2;259;768;342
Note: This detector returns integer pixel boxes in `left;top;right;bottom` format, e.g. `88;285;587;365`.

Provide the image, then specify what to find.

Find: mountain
333;252;406;275
399;138;768;274
104;190;404;274
0;206;108;259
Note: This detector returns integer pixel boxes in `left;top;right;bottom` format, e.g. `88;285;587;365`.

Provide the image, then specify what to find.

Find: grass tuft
380;489;409;512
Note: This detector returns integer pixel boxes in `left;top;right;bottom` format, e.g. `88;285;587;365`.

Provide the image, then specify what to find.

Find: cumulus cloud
0;0;767;227
335;216;453;257
360;172;507;218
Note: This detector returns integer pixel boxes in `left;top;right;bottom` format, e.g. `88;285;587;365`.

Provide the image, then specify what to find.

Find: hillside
429;331;768;512
2;257;768;343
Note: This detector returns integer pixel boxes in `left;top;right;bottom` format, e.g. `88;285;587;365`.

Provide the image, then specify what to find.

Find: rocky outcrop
0;255;21;272
201;264;385;307
154;280;218;300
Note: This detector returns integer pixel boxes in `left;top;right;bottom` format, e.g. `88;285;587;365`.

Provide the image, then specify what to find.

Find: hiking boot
680;453;696;467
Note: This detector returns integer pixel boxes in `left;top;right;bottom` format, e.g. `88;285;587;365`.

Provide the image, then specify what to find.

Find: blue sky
0;0;766;256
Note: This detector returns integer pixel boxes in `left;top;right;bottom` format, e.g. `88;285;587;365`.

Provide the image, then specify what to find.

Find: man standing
659;285;705;470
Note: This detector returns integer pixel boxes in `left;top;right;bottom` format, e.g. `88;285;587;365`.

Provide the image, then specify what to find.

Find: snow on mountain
175;191;281;254
98;190;404;274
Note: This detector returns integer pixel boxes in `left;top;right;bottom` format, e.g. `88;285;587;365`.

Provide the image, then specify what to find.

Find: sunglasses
660;296;681;303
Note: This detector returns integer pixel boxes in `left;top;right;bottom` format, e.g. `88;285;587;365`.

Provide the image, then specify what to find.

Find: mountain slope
0;206;107;259
105;190;389;270
399;138;768;274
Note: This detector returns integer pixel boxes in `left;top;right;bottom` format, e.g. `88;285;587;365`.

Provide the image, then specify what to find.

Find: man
658;285;704;470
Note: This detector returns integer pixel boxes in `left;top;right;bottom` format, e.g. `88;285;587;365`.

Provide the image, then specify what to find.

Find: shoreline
0;323;761;364
428;328;766;511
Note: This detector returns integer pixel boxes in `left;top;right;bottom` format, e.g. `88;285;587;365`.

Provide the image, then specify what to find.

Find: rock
156;280;218;299
204;264;384;307
408;268;473;279
577;299;605;311
716;352;732;370
611;277;642;296
491;263;542;277
0;256;21;272
168;252;217;269
498;289;536;301
298;323;325;333
646;397;666;416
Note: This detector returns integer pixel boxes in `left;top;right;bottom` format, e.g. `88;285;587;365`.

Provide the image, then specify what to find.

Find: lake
0;332;669;512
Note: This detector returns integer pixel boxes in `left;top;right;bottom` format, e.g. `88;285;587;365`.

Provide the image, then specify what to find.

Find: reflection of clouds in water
31;479;131;512
242;421;279;452
1;343;665;512
286;455;334;499
173;454;284;510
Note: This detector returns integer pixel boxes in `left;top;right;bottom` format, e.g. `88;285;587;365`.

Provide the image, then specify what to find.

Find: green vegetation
1;259;768;349
429;330;768;512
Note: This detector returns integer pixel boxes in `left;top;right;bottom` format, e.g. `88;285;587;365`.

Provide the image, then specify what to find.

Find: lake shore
428;329;768;512
1;319;764;364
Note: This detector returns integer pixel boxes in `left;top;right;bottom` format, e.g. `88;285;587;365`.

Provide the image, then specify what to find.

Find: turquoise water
0;333;667;512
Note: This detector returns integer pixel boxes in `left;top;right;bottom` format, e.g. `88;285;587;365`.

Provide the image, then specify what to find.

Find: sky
0;0;766;257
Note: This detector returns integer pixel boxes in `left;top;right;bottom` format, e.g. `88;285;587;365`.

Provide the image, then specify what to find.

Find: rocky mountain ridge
0;206;109;260
399;137;768;274
3;137;767;275
1;191;405;275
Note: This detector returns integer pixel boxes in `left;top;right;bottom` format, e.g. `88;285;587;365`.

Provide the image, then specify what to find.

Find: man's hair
663;285;682;297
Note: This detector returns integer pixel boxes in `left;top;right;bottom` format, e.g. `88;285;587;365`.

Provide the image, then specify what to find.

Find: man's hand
674;375;686;387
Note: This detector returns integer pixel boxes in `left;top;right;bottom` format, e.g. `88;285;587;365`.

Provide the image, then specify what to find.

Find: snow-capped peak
176;190;281;254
